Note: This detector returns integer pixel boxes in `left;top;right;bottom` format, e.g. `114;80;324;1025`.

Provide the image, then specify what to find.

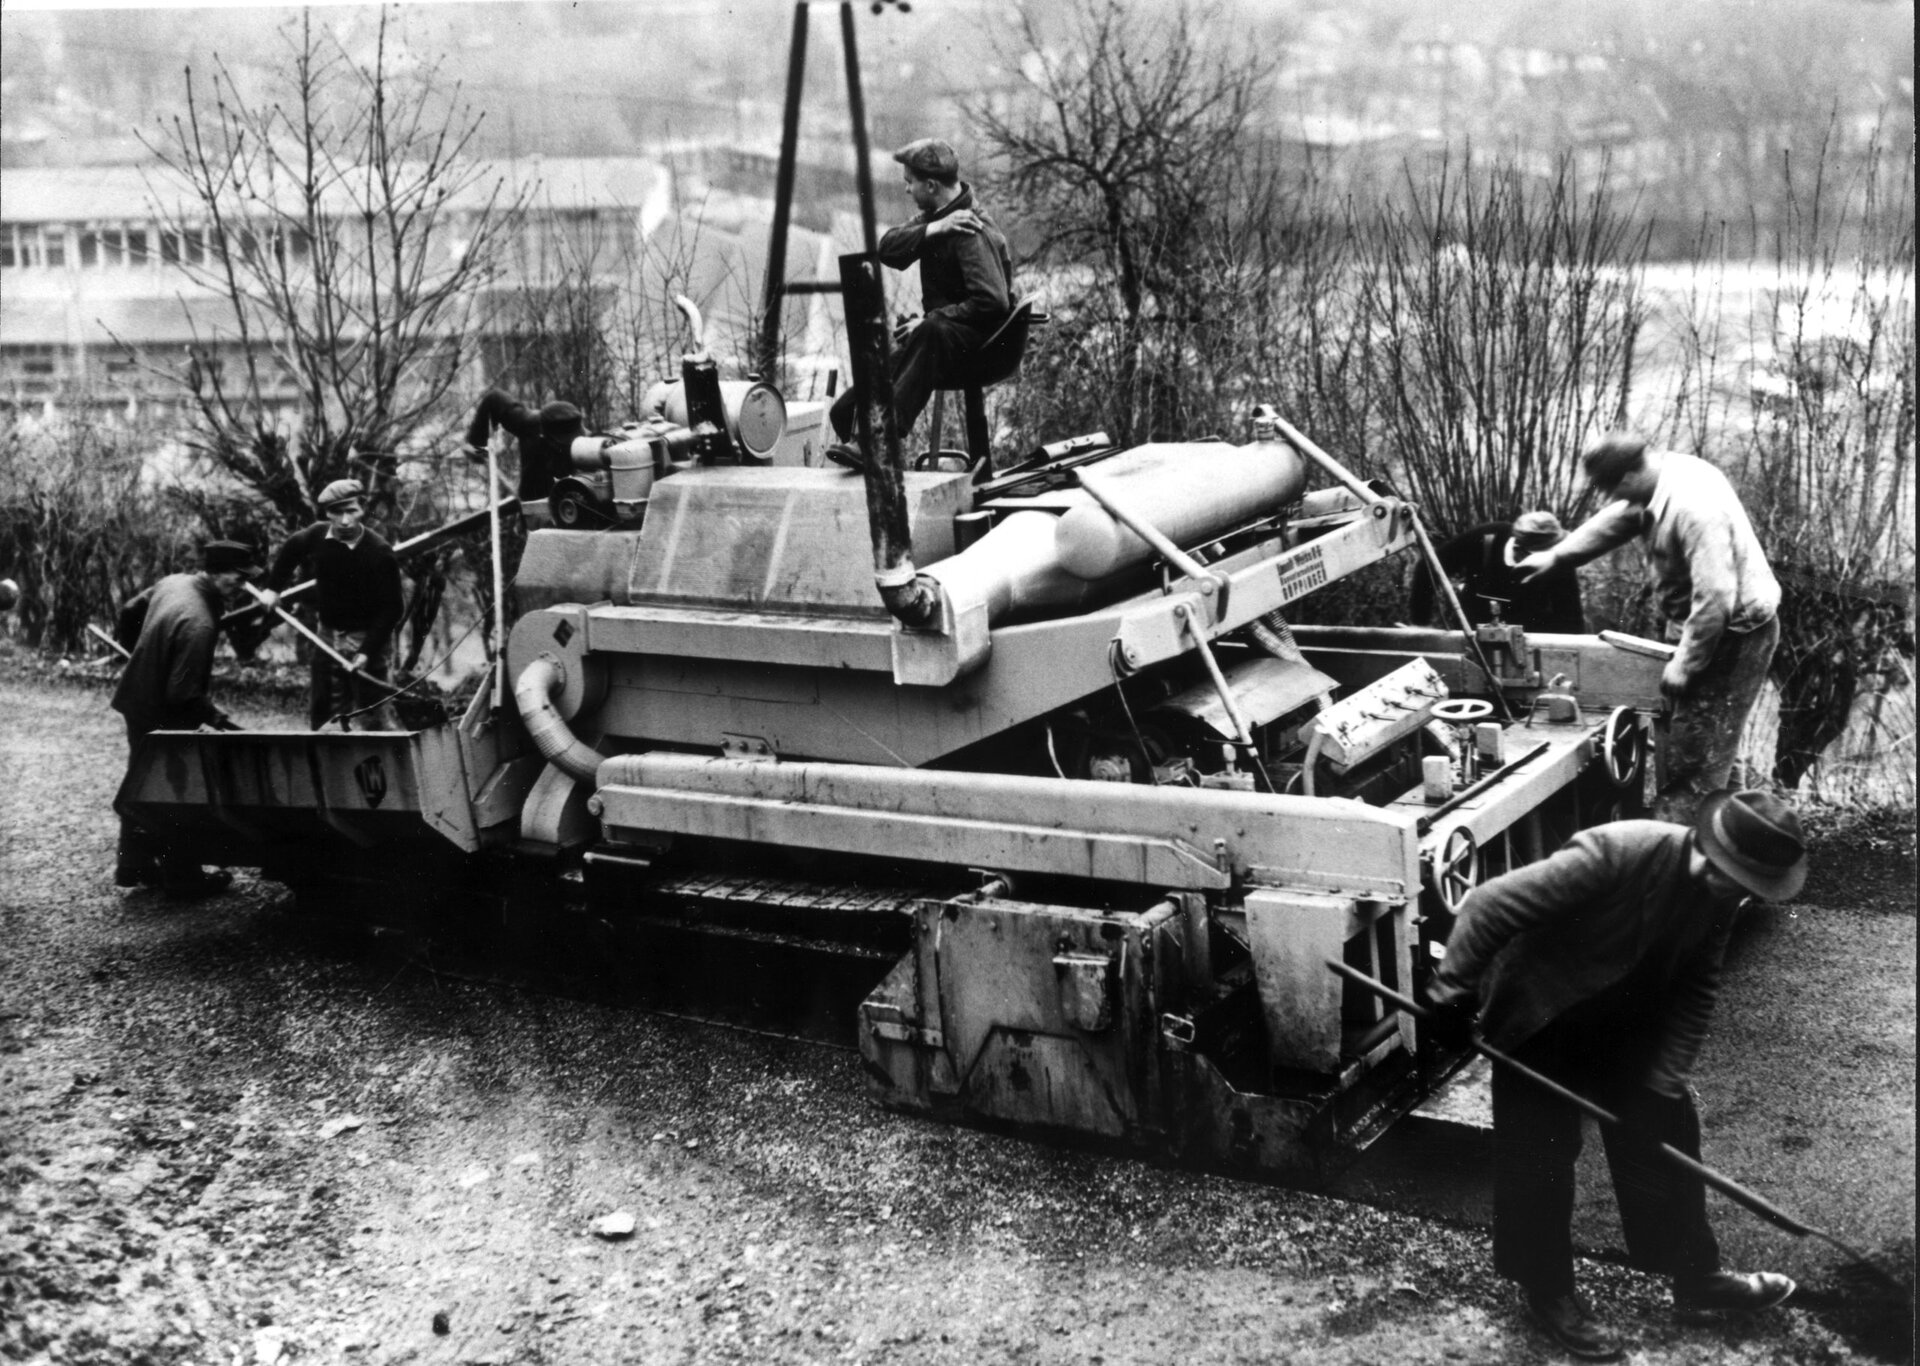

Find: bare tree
967;0;1292;446
139;7;528;530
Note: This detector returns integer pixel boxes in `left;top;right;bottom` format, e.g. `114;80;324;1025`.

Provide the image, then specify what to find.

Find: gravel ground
1;658;1912;1366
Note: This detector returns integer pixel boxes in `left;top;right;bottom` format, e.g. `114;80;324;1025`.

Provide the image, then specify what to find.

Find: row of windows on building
0;335;526;405
1;210;645;273
0;342;298;399
0;220;316;272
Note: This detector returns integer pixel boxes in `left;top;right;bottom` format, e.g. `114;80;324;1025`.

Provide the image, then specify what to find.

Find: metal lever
1075;468;1230;611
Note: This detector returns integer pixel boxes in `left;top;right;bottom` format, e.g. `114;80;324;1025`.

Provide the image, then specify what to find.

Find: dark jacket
877;183;1013;332
267;524;405;659
466;389;572;502
1410;521;1585;633
1431;821;1738;1095
111;573;230;734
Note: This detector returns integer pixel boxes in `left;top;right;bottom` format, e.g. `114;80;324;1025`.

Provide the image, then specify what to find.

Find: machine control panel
1299;658;1448;773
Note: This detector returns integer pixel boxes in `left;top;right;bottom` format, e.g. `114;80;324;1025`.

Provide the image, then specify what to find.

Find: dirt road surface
2;663;1912;1366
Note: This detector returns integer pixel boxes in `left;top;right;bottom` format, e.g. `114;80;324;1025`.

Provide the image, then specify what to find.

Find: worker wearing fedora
1426;790;1807;1361
111;539;261;897
259;479;405;730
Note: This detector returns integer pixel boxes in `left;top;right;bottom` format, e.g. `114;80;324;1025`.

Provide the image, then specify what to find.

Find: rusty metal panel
928;898;1166;1139
115;726;483;861
1245;888;1353;1073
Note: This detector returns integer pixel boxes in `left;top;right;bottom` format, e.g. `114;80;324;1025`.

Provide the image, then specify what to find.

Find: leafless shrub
0;410;232;655
1653;122;1915;793
1343;151;1652;537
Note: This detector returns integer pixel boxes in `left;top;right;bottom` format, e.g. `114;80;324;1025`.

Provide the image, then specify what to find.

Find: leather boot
1525;1288;1624;1362
1673;1271;1795;1322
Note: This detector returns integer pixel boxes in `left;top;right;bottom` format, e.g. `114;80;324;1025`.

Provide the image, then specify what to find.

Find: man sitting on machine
826;137;1014;471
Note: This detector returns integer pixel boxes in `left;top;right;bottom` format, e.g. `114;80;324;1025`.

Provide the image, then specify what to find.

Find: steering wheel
1599;706;1647;791
1424;826;1481;914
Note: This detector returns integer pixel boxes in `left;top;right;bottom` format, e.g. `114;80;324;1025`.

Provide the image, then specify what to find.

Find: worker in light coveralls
826;137;1013;468
1425;792;1805;1361
258;479;405;731
111;540;259;896
1516;432;1780;825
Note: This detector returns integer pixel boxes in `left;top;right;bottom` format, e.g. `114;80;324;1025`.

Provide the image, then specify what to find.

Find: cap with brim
1696;788;1808;901
317;478;366;511
202;540;264;577
1511;511;1564;551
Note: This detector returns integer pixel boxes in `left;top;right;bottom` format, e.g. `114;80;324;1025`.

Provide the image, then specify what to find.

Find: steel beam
594;752;1422;893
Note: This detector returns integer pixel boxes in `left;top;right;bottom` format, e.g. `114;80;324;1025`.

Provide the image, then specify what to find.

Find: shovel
1327;958;1911;1295
243;583;383;684
88;622;132;661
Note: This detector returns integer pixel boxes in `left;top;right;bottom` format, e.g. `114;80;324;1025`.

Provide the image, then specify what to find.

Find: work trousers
1493;1020;1720;1297
309;626;398;731
1655;614;1780;825
117;723;201;886
829;314;994;449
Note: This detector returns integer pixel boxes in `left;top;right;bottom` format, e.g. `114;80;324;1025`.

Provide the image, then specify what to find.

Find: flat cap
1511;510;1566;547
316;478;366;510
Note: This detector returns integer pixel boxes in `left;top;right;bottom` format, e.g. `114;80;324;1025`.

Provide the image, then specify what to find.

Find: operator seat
924;296;1048;475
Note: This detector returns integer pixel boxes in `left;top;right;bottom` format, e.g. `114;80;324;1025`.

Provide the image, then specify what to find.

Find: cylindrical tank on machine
645;378;788;460
571;435;660;507
920;436;1309;631
1053;438;1307;581
917;511;1103;623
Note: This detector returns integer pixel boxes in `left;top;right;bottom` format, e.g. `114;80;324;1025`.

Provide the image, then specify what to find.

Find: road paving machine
120;373;1667;1183
116;0;1666;1183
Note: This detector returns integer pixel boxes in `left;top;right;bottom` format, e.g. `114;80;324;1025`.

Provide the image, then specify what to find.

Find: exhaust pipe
512;655;603;784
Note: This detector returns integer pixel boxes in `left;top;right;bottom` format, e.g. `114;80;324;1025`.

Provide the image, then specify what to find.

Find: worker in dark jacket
1427;791;1806;1361
258;479;406;731
827;138;1013;465
1410;511;1584;633
464;390;586;504
111;540;259;896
